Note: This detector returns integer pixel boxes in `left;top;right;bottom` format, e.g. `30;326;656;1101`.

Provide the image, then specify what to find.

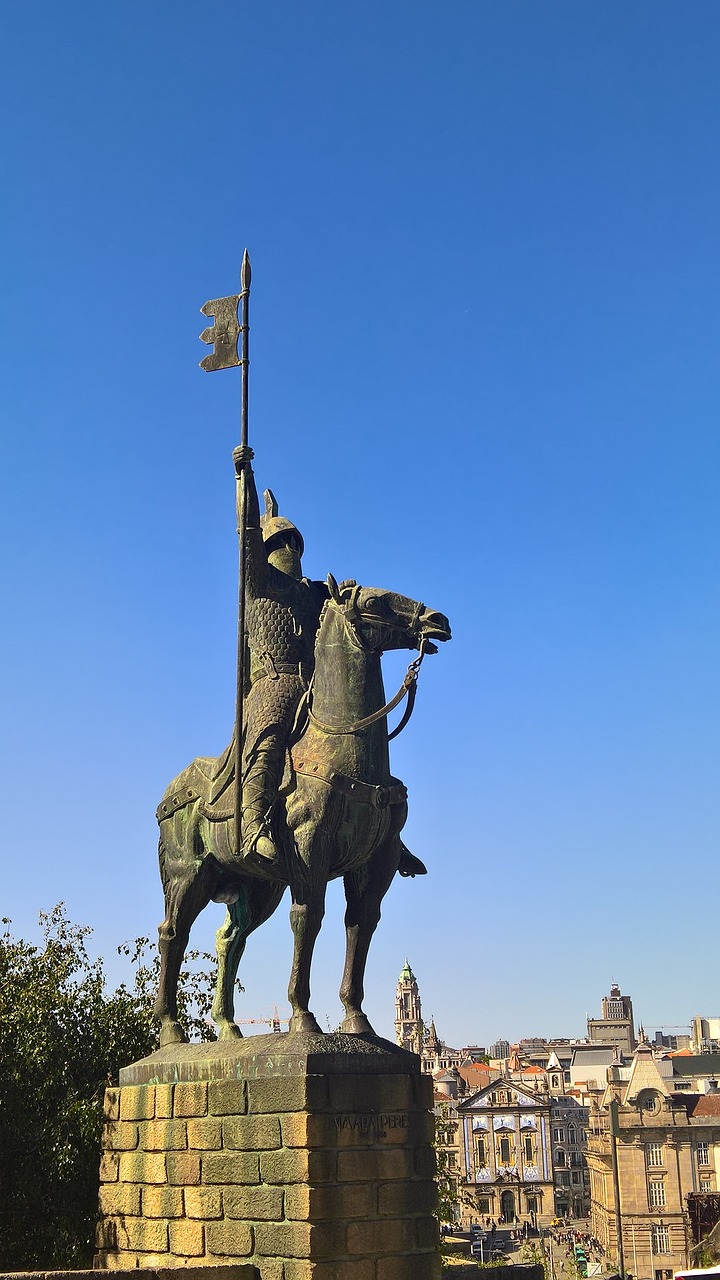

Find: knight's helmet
260;488;304;557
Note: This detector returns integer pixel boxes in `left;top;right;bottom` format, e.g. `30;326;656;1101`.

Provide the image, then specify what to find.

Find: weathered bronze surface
154;263;450;1046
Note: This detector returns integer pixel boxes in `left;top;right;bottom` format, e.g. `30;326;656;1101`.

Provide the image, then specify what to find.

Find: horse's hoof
340;1014;375;1036
216;1023;243;1041
289;1012;323;1035
159;1020;188;1047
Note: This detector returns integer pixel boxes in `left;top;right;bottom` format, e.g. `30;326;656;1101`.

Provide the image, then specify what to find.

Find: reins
308;637;428;740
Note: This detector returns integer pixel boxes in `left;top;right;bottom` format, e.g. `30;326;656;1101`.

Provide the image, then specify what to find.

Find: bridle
307;592;430;739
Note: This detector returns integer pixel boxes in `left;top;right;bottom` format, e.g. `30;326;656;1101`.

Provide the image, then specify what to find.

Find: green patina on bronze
153;262;451;1047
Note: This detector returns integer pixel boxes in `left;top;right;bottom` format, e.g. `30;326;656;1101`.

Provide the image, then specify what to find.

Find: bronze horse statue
153;575;450;1045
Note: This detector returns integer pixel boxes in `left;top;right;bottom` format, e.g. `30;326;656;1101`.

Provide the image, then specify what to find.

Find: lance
199;249;252;858
234;250;251;857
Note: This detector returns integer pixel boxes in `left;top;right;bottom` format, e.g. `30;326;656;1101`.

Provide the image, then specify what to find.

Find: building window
572;1171;581;1185
648;1179;666;1208
651;1224;670;1254
568;1124;576;1146
499;1136;512;1164
478;1197;490;1214
700;1180;713;1194
553;1128;565;1143
554;1149;566;1167
524;1135;534;1163
697;1142;710;1166
646;1143;663;1168
448;1152;457;1167
476;1137;487;1165
527;1196;538;1212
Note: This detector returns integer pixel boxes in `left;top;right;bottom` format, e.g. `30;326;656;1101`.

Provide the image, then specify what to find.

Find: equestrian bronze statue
153;256;451;1044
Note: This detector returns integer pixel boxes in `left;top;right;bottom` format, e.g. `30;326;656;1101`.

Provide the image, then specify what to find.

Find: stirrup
398;847;427;878
241;818;280;865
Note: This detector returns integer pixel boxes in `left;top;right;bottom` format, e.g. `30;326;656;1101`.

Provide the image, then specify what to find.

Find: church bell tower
395;960;423;1054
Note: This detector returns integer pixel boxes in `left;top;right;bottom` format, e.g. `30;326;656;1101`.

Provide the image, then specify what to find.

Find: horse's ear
326;573;341;602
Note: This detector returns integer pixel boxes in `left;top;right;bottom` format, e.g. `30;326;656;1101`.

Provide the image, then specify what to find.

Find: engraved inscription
334;1112;408;1140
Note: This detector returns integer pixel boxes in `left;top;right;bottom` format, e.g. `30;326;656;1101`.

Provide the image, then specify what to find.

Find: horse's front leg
339;828;402;1036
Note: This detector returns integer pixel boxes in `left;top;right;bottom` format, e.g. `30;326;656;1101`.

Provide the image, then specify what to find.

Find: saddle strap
156;785;201;821
291;749;407;810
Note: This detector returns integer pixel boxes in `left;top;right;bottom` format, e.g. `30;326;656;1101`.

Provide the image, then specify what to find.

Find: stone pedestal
95;1032;439;1280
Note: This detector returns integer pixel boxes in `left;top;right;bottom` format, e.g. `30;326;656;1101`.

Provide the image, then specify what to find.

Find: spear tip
241;249;252;290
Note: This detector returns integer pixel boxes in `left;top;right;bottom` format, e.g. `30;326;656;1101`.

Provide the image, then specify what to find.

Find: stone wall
95;1034;439;1280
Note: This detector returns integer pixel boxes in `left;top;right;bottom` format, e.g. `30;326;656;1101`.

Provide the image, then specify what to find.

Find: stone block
224;1184;284;1220
378;1178;436;1216
118;1151;167;1184
105;1121;139;1151
141;1185;185;1218
202;1151;260;1184
155;1082;174;1118
247;1075;328;1114
347;1216;415;1256
284;1182;374;1222
104;1088;120;1121
174;1081;208;1117
169;1219;205;1257
329;1073;412;1113
377;1253;440;1280
119;1085;155;1121
285;1262;376;1280
330;1110;427;1148
254;1222;345;1261
206;1219;254;1257
183;1186;224;1219
414;1144;437;1179
99;1151;119;1182
414;1073;435;1110
98;1183;142;1217
95;1217;118;1251
165;1151;201;1185
223;1114;282;1150
336;1147;413;1183
257;1260;288;1280
415;1215;439;1249
141;1118;188;1151
259;1147;336;1185
187;1117;223;1149
280;1112;333;1149
116;1215;168;1253
208;1078;247;1116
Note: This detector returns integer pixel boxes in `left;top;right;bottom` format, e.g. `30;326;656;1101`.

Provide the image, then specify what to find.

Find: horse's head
325;575;451;654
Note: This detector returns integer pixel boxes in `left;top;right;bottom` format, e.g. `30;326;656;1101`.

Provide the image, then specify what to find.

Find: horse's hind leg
339;835;401;1036
154;838;214;1046
212;880;285;1040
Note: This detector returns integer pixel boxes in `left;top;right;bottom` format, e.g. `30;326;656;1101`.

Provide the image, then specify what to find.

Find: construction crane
235;1006;290;1034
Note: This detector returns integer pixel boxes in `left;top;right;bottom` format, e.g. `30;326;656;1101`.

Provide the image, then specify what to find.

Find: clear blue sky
2;3;719;1048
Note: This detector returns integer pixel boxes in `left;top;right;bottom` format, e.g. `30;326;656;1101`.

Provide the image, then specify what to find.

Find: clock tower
395;959;423;1054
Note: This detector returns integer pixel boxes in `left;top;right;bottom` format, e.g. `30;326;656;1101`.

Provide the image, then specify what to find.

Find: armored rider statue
234;444;328;873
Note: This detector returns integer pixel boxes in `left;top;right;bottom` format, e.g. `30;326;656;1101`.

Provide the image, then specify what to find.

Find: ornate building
586;1035;720;1278
457;1077;555;1226
395;960;423;1054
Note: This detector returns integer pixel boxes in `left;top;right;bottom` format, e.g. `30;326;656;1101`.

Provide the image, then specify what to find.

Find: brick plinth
95;1032;439;1280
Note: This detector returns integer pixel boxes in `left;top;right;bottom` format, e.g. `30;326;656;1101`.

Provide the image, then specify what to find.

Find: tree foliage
0;905;216;1270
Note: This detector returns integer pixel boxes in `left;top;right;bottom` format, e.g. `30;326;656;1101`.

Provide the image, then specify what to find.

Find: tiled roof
688;1094;720;1117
